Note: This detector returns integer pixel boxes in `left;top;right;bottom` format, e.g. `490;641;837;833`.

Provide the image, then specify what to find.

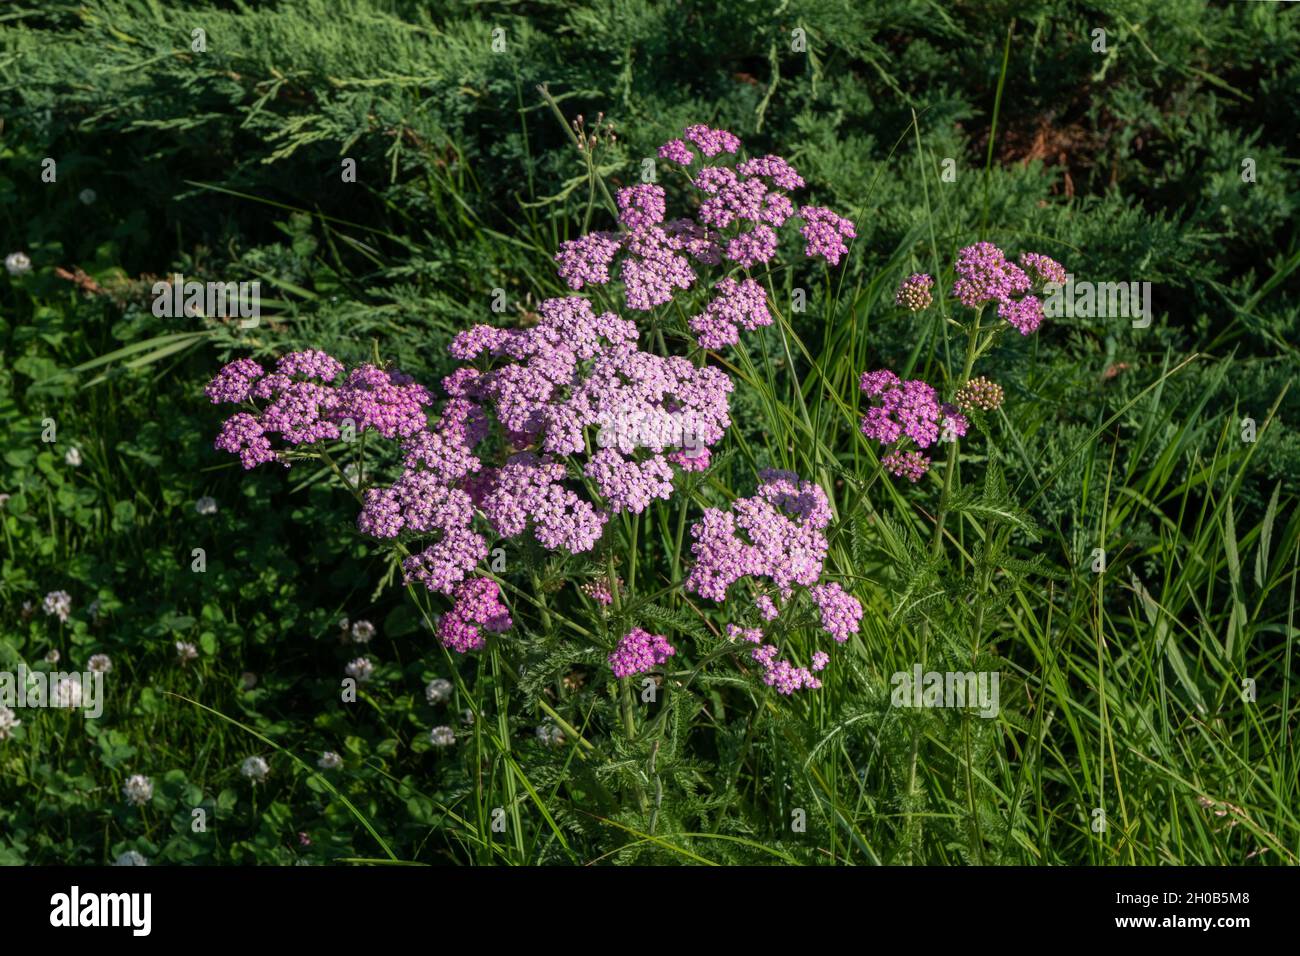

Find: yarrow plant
859;242;1065;481
204;121;865;738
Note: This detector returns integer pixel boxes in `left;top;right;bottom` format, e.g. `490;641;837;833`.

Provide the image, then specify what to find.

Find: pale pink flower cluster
686;471;862;692
556;125;855;350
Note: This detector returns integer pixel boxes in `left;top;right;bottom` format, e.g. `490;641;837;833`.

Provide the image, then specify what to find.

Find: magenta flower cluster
951;242;1066;336
609;628;676;678
438;578;513;653
685;470;862;692
556;124;855;350
858;369;968;482
207;351;430;469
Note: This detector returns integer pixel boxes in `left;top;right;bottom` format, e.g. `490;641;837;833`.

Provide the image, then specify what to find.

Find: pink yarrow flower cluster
951;242;1066;335
858;369;968;481
207;351;426;469
685;470;862;692
207;292;730;647
438;578;513;653
685;469;833;602
725;624;825;695
609;628;676;678
556;124;855;351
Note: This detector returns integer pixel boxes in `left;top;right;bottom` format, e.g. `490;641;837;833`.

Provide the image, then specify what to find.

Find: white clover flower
317;751;342;770
123;774;154;806
79;188;97;205
241;755;270;782
461;708;476;726
425;677;453;705
429;726;456;748
87;653;112;673
239;671;258;690
345;657;374;683
64;447;82;467
0;493;10;508
42;590;72;622
4;251;31;276
112;850;148;867
195;496;218;515
44;648;61;664
87;599;102;621
349;620;375;644
535;723;565;748
53;676;83;709
0;706;21;740
175;640;199;663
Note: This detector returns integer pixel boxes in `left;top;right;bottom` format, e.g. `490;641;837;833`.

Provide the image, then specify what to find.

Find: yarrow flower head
955;376;1005;413
895;273;934;312
950;242;1063;336
858;369;968;481
752;643;822;694
881;449;930;483
684;471;857;692
581;576;621;606
689;277;771;350
617;185;666;230
952;242;1030;308
437;577;512;653
686;469;831;603
550;123;852;327
608;628;676;678
799;206;856;265
998;294;1044;335
555;231;622;290
683;124;741;157
657;139;695;165
809;582;863;644
1019;252;1067;286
